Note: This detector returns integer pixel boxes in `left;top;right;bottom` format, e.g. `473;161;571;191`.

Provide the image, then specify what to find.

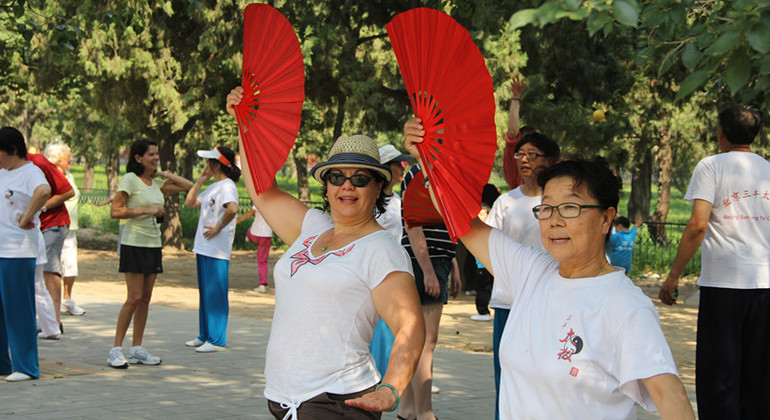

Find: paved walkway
1;294;691;419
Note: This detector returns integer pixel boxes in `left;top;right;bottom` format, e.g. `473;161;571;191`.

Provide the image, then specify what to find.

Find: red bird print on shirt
289;235;355;276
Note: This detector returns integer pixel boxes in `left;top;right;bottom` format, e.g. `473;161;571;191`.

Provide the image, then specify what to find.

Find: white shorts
61;230;78;277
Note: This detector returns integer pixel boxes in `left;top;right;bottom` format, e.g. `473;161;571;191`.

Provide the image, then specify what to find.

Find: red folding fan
387;8;497;241
403;169;444;228
233;3;305;195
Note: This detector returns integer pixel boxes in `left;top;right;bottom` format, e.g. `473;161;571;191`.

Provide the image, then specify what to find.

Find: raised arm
158;171;194;194
346;271;425;412
227;86;309;246
506;74;526;138
403;117;494;275
184;166;213;209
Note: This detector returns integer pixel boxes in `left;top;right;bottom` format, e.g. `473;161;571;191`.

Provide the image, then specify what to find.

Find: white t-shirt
248;205;272;238
376;192;403;242
685;152;770;289
487;186;543;309
64;171;80;231
264;209;413;410
192;178;239;261
0;162;48;258
489;229;678;419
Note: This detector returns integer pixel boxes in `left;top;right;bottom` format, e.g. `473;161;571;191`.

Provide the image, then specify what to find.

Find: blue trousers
492;307;510;420
196;254;229;347
0;258;39;378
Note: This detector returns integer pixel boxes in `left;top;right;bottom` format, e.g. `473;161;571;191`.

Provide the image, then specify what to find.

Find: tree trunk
649;129;674;245
294;149;310;204
627;141;652;222
105;148;120;193
18;107;50;145
180;147;196;181
332;95;347;143
82;159;95;190
159;136;184;249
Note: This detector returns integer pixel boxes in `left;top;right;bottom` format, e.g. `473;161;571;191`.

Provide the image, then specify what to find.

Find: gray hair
43;143;71;165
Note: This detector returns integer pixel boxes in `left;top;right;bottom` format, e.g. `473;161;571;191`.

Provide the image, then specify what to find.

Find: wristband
375;383;399;412
41;205;47;213
511;97;520;101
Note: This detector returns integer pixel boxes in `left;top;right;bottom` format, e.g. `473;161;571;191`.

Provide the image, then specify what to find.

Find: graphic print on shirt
289;235;355;276
208;197;216;208
557;316;584;368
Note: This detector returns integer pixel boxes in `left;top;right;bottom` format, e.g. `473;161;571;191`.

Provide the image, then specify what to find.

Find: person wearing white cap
107;139;193;369
376;144;411;242
228;82;426;420
183;146;241;353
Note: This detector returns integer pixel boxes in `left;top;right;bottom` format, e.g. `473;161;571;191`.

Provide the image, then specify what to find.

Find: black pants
455;241;477;292
268;385;380;420
696;286;770;420
475;268;493;315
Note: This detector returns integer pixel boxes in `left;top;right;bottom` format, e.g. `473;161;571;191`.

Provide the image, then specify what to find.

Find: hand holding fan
387;7;497;241
233;3;305;195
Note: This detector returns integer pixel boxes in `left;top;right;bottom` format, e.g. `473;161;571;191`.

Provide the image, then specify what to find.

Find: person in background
486;131;560;419
470;184;501;322
406;118;694;418
502;74;537;191
44;143;86;316
237;205;272;293
397;163;461;420
184;146;240;353
107;139;193;368
607;216;642;273
27;145;74;328
659;103;769;418
376;144;412;242
0;126;50;382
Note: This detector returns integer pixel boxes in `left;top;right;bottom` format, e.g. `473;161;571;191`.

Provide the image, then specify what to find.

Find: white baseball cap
197;147;233;167
379;144;412;165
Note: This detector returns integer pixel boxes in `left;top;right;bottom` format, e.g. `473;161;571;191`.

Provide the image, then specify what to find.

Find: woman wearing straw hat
183;146;241;353
226;87;425;420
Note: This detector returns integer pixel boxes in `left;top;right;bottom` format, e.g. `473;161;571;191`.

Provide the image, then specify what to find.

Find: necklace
594;259;610;277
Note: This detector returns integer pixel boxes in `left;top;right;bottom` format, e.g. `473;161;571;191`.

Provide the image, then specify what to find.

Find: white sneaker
38;332;60;340
253;285;267;293
195;342;224;353
185;338;204;347
470;313;492;322
61;298;86;316
5;372;33;382
127;346;162;365
431;385;440;394
464;290;476;296
107;347;128;369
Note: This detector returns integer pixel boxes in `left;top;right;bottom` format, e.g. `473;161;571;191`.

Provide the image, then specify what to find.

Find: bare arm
158;171;194;194
184;166;213;209
659;199;711;305
346;271;425;412
203;201;239;239
403;117;494;276
227;86;309;245
506;75;526;138
406;225;440;297
19;184;51;229
44;188;75;211
236;208;256;224
109;191;164;220
642;373;695;419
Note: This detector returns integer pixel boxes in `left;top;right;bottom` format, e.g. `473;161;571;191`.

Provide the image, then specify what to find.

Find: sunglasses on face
326;172;374;187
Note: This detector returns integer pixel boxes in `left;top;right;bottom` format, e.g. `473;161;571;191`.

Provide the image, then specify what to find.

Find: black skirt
119;244;163;274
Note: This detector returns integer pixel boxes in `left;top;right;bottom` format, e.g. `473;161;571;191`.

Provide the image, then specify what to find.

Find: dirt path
73;247;697;388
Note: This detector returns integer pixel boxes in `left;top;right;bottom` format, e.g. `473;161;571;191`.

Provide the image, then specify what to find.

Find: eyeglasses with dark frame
532;202;605;220
326;171;374;188
513;151;546;160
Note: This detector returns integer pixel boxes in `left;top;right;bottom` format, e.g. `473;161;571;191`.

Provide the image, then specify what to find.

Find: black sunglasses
326;172;374;187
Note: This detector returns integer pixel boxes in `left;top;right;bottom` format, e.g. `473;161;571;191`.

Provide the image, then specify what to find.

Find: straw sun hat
310;135;392;184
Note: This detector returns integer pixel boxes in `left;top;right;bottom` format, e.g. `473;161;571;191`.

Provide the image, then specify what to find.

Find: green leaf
587;10;612;36
705;31;741;56
675;69;709;101
569;7;590;21
747;21;770;53
509;9;538;30
613;0;639;28
755;75;770;91
681;43;701;70
725;49;751;96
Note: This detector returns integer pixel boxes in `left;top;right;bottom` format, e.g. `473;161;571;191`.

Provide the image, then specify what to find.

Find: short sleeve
488;229;555;307
363;234;413;290
487;195;505;230
614;307;678;411
221;182;239;206
684;158;715;204
117;173;136;194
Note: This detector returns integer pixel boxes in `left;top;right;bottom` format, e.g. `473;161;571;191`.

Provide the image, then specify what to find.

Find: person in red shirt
27;153;74;327
502;75;537;191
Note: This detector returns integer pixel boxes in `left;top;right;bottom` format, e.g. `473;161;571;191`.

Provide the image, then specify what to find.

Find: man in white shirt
659;102;768;419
